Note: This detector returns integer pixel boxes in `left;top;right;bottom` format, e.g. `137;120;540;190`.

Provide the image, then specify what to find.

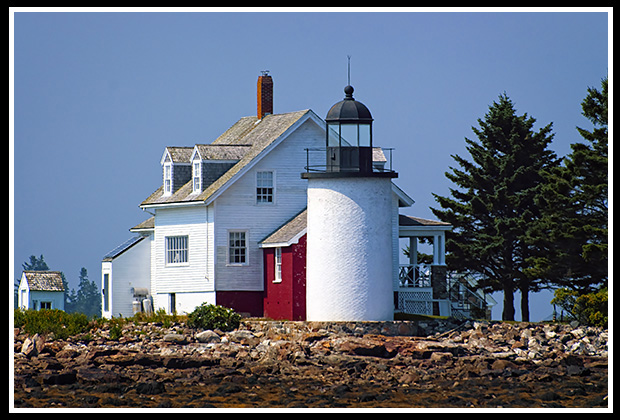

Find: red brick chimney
257;71;273;119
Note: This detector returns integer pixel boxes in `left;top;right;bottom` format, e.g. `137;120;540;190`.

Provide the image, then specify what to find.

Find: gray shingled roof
194;144;252;160
260;209;307;247
141;110;312;207
399;214;452;227
130;216;154;232
22;271;65;292
164;146;193;163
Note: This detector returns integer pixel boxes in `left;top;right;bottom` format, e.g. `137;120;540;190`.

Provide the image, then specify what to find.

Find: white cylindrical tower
302;84;398;321
305;176;395;321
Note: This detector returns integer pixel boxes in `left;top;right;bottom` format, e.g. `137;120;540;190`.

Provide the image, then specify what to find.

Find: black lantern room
325;85;374;173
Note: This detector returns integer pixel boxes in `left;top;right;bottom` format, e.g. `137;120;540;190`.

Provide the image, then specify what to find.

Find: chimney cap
260;70;270;77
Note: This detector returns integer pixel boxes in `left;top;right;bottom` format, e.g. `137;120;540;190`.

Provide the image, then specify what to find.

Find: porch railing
398;264;431;287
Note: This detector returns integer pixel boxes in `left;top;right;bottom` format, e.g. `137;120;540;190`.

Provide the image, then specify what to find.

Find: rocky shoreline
13;319;608;409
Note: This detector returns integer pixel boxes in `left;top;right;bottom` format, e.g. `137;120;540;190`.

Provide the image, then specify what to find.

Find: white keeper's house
101;73;493;320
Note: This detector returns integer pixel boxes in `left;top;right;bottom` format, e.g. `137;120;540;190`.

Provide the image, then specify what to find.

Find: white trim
192;158;202;194
163;162;172;196
165;235;189;266
392;182;415;207
256;169;276;205
273;247;282;283
226;229;249;266
259;228;307;248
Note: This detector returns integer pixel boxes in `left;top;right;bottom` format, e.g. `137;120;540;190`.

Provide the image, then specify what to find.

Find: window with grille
164;163;172;195
274;247;282;283
256;171;274;204
192;161;201;193
228;231;247;265
166;235;188;265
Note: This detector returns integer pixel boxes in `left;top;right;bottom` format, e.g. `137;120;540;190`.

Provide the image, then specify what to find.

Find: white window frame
165;235;189;266
228;230;248;266
102;273;110;312
192;160;202;193
163;162;172;196
256;171;275;204
274;247;282;283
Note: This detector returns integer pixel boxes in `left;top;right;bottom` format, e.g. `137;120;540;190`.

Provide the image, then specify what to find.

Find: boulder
196;330;221;344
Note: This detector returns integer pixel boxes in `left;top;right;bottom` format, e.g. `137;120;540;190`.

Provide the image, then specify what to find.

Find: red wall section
263;235;307;320
216;291;264;318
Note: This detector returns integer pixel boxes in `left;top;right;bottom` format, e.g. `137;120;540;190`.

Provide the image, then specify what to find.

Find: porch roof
399;214;452;237
259;209;307;248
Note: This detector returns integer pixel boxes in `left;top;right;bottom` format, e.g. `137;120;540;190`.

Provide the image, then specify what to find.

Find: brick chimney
257;71;273;119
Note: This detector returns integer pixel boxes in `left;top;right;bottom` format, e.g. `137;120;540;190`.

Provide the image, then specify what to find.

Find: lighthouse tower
302;84;398;321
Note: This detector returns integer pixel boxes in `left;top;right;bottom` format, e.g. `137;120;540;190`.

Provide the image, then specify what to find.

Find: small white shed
18;271;65;311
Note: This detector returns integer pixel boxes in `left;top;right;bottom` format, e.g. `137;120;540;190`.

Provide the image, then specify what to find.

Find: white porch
397;215;451;316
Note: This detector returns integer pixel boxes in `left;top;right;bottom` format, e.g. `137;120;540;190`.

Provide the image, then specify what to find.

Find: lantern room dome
325;85;373;123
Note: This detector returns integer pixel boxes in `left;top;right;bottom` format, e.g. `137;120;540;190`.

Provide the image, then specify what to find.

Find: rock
41;370;77;385
430;352;453;363
163;333;188;344
76;366;122;384
21;334;45;358
228;330;258;346
196;330;221;344
13;319;609;409
491;359;518;371
336;336;397;359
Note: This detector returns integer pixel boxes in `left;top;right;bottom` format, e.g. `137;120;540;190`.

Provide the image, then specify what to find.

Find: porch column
409;237;417;266
433;235;439;265
439;232;446;265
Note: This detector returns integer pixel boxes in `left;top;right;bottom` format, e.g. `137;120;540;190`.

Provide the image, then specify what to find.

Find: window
103;273;110;312
164;163;172;195
166;235;188;265
274;247;282;283
228;231;247;265
256;171;274;204
40;301;52;310
192;161;201;193
169;293;176;315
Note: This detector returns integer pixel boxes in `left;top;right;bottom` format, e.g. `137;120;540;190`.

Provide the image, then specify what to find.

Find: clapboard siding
102;235;152;318
153;205;212;293
214;118;324;291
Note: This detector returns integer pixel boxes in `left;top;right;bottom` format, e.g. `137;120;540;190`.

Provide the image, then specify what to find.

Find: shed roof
102;236;146;261
259;209;307;247
22;271;65;292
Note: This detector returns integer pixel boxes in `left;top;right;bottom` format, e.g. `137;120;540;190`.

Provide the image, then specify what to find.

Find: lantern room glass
326;122;372;148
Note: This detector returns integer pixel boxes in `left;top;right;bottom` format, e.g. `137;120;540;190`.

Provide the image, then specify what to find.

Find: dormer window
160;146;192;197
163;161;172;196
192;160;202;193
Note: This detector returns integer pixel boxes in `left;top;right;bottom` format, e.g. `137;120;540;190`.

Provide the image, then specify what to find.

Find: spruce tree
431;93;558;321
530;77;608;292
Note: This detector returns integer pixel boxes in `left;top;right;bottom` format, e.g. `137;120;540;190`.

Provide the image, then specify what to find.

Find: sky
10;8;610;321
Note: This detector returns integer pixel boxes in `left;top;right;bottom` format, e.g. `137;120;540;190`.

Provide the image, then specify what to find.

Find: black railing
304;147;395;174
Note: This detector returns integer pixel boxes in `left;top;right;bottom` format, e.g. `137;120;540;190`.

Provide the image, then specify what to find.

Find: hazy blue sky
10;8;609;321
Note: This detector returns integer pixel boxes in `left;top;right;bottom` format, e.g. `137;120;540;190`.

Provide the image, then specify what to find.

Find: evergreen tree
70;268;101;317
22;254;49;271
529;77;608;292
431;93;559;321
